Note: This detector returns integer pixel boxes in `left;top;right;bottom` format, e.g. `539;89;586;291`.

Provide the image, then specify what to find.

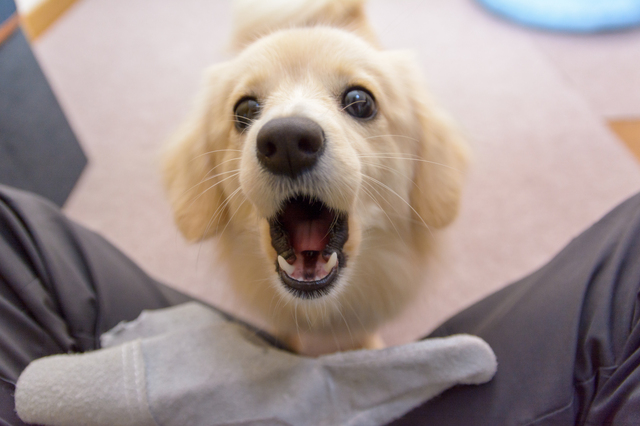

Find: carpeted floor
31;0;640;344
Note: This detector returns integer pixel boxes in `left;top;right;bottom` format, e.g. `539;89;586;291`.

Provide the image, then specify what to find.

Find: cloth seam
523;398;574;426
133;344;145;417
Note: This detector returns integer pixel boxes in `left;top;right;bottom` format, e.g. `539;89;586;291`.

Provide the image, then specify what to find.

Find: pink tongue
290;219;329;253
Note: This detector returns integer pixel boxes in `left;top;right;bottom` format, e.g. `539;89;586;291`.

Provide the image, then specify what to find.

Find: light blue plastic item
476;0;640;32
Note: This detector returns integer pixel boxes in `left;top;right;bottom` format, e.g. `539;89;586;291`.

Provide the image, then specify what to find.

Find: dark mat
0;29;87;207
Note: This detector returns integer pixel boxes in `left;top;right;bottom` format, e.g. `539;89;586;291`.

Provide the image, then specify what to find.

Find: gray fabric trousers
1;183;639;425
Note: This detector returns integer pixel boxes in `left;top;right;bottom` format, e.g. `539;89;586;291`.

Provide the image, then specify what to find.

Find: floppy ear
387;52;469;234
162;64;233;241
410;99;468;231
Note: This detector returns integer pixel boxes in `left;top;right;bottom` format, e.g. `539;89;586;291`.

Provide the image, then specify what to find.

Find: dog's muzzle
258;117;348;298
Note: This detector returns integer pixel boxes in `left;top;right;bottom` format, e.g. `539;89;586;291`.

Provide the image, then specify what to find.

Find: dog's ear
386;52;469;236
162;64;233;241
410;102;468;232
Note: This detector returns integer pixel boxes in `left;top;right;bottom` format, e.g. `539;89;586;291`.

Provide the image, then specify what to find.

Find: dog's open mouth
269;195;348;299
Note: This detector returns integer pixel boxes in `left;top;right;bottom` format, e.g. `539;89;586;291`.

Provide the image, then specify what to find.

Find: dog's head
163;25;467;331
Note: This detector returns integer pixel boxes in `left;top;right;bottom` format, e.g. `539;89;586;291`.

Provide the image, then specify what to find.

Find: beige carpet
33;0;640;344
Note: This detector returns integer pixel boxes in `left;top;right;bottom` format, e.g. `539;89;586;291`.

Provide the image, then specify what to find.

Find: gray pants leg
0;185;191;426
2;184;640;425
392;192;640;425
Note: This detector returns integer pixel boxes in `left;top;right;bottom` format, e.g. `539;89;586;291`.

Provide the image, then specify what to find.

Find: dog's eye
342;88;376;120
234;97;261;130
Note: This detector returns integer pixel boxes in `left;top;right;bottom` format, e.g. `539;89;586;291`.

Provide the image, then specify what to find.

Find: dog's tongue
289;219;330;253
280;200;333;254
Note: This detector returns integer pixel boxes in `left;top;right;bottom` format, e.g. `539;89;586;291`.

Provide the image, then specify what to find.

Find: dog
163;0;468;355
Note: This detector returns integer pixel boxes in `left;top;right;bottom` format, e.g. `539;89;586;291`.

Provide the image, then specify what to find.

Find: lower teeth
277;255;295;276
323;252;338;273
277;251;339;279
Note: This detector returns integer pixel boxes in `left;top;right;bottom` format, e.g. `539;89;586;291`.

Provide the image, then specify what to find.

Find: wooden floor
19;0;79;40
609;120;640;163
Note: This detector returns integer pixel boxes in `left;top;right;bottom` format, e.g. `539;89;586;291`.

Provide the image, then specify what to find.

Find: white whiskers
362;174;433;237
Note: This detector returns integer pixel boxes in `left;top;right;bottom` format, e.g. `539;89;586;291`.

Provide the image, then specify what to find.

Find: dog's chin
268;194;349;300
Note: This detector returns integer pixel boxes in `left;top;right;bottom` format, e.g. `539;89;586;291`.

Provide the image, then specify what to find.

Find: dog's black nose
256;116;325;178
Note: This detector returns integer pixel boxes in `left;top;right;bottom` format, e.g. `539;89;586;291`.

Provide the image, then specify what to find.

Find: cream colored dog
163;0;467;355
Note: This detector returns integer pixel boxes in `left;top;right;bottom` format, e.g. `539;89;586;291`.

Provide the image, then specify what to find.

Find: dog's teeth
278;255;295;276
323;252;338;273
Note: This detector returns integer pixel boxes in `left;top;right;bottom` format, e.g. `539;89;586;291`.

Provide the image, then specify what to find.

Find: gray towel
15;302;497;426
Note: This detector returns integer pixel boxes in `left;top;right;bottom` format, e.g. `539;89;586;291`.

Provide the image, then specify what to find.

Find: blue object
477;0;640;32
1;0;17;26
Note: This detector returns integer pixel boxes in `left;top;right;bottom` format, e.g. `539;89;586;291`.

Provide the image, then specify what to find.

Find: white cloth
15;302;497;426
